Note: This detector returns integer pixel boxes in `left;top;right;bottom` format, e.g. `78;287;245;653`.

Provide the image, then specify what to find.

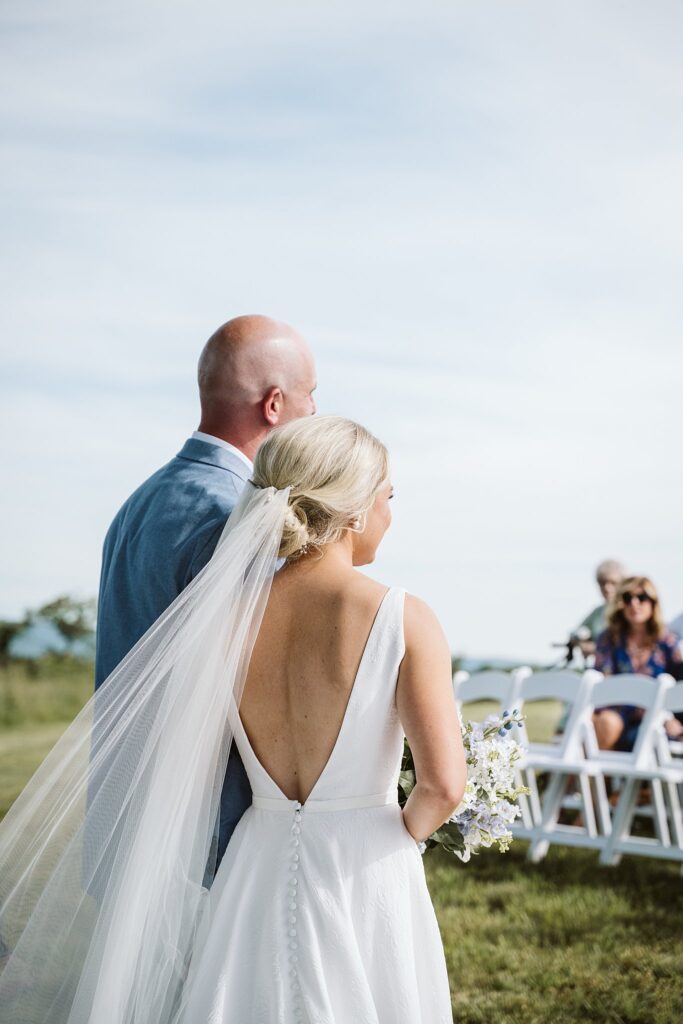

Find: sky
1;0;682;663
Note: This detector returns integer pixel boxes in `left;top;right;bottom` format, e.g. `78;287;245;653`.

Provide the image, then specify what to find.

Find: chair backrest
452;670;470;701
582;673;674;767
664;682;683;715
454;670;519;716
589;673;668;710
520;669;584;704
514;669;590;759
654;682;683;765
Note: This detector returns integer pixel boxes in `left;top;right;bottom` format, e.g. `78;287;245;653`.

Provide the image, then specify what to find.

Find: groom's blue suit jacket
95;437;252;869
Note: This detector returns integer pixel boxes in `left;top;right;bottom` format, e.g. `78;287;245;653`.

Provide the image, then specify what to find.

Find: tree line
0;596;96;666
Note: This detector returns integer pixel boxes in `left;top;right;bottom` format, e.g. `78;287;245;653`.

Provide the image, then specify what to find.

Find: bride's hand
401;811;428;854
400;810;422;843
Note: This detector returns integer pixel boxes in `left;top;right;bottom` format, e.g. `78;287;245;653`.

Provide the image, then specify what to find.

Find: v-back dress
180;586;454;1023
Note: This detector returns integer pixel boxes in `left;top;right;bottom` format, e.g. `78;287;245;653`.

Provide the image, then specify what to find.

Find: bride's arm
397;595;466;843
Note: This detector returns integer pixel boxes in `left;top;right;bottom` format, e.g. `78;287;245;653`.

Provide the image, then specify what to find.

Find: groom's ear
262;386;284;426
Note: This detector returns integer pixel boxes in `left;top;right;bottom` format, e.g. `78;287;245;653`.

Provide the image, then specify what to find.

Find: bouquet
399;708;529;862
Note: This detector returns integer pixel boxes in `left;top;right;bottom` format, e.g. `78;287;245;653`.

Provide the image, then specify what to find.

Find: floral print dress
593;630;683;751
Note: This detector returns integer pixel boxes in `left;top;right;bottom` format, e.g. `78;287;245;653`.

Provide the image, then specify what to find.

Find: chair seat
597;762;683;783
518;754;588;773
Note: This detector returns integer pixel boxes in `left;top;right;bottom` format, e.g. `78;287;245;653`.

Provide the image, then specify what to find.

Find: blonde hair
608;575;666;646
252;416;389;561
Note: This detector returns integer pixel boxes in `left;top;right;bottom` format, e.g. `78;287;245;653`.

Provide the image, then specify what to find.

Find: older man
95;315;316;868
573;558;626;656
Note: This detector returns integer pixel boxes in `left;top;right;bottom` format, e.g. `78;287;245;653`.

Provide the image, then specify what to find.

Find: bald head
197;315;316;460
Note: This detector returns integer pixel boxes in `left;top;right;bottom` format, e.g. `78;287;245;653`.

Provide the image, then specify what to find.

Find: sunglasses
623;592;654;606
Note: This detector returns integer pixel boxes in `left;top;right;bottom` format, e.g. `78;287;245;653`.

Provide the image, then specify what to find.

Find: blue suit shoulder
96;439;250;686
103;444;246;578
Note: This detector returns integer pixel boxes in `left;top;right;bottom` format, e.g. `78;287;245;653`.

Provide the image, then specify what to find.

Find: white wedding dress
180;586;454;1024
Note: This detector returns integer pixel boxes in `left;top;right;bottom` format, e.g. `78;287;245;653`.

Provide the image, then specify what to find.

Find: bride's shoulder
402;593;450;655
346;571;390;600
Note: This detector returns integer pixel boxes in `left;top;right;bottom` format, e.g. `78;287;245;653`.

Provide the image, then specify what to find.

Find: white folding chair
517;670;603;860
453;670;519;714
640;682;683;870
658;682;683;764
583;674;676;865
658;683;683;764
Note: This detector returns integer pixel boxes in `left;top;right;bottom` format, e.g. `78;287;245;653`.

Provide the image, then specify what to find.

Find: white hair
596;559;626;583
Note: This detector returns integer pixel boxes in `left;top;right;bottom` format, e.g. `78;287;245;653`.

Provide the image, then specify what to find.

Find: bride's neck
282;537;355;580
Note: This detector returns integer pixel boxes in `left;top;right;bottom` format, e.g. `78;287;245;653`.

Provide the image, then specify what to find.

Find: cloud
1;0;683;661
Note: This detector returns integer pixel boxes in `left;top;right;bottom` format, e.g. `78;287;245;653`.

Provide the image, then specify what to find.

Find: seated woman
593;575;683;751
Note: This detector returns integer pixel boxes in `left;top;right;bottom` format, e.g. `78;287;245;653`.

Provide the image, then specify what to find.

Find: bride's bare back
240;564;390;803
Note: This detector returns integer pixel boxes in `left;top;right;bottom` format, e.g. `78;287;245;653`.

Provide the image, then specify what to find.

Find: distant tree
34;596;97;646
0;617;27;666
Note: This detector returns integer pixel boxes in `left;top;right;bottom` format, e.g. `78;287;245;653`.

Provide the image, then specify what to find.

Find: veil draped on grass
0;482;289;1024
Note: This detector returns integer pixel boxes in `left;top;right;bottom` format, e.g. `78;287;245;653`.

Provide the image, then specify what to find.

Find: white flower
444;711;528;861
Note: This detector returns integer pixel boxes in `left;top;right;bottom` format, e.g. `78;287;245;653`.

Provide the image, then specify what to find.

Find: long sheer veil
0;482;290;1024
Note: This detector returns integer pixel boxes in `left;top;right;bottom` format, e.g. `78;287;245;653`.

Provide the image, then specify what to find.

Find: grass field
0;659;93;817
1;664;681;1023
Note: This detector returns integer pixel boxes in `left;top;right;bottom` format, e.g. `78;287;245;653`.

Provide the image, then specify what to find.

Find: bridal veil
0;482;289;1024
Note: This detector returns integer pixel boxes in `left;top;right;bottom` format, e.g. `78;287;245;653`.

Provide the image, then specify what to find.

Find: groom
95;314;317;871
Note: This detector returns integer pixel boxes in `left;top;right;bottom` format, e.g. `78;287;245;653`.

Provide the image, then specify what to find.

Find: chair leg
515;768;535;830
650;779;671;848
663;781;683;849
524;767;544;826
592;773;613;838
599;777;638;866
577;772;598;838
527;771;567;863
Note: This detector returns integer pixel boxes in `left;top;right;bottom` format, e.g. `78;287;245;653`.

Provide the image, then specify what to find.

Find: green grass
0;659;93;817
431;699;682;1023
1;667;680;1022
428;843;682;1024
0;657;93;728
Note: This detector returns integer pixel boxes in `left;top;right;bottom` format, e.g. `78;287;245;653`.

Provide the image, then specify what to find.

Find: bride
0;416;466;1024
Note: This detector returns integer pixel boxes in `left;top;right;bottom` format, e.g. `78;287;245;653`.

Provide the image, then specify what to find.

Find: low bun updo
252;416;389;561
